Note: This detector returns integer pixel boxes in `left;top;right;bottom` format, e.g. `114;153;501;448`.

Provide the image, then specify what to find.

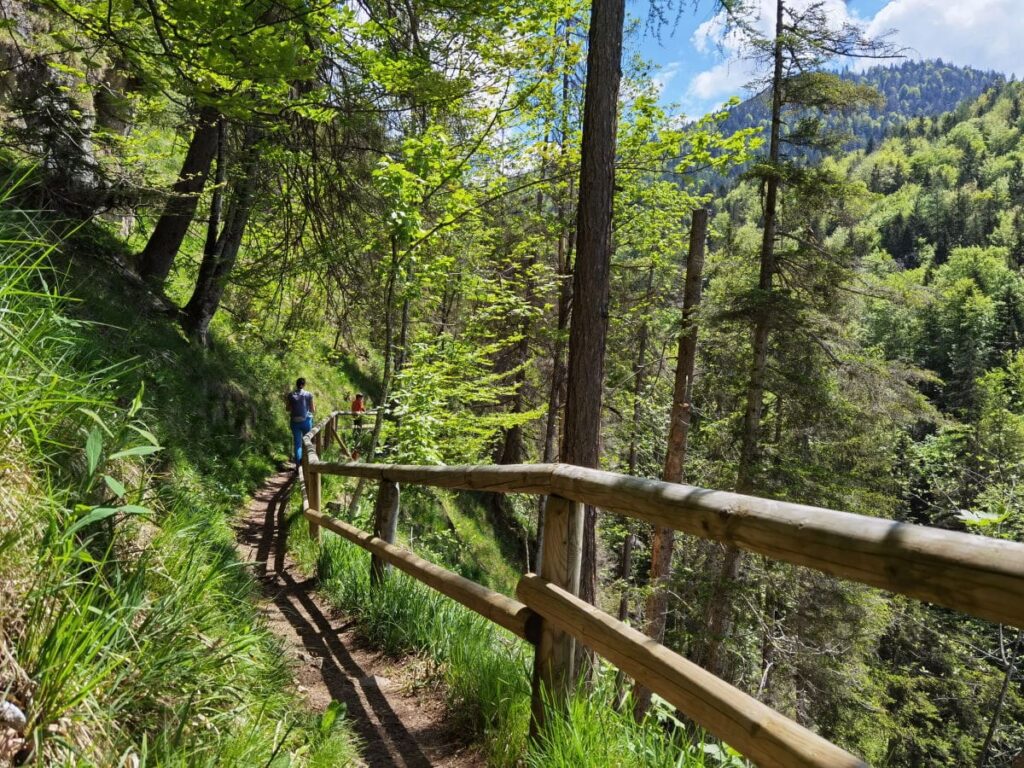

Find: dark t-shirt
288;389;313;421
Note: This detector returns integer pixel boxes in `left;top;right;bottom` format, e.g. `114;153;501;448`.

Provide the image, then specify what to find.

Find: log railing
296;411;1024;768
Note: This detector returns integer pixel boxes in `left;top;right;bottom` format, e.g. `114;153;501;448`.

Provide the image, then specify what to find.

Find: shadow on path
235;469;458;768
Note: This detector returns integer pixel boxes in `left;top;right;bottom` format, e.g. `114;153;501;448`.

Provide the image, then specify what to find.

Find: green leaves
102;474;126;498
85;427;102;476
955;508;1007;528
318;700;346;739
108;444;162;460
68;504;151;537
82;412;162;478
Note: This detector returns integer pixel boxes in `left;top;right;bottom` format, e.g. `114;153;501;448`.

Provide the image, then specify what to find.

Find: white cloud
652;61;682;95
867;0;1024;77
684;0;859;109
688;59;756;101
682;0;1024;114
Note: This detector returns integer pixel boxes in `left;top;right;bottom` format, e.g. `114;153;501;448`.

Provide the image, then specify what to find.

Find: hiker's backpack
288;389;310;418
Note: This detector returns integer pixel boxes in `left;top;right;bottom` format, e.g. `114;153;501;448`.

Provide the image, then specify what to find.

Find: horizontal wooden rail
305;460;1024;628
305;508;537;640
517;575;865;768
312;460;556;494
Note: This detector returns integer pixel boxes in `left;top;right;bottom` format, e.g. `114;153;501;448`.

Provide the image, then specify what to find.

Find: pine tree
698;0;898;680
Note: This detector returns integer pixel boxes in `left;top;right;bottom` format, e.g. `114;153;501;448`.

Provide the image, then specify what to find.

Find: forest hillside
719;59;1006;152
1;0;1023;766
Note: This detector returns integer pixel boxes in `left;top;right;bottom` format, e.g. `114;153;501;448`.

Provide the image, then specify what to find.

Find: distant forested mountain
719;59;1005;152
857;80;1024;271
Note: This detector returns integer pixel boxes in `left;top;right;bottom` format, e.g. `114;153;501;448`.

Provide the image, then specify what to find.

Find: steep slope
704;80;1024;764
0;194;364;766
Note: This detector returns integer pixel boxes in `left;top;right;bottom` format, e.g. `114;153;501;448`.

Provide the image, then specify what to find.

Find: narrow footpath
234;469;484;768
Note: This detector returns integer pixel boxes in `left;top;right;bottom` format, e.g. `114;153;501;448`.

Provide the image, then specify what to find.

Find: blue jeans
291;415;313;462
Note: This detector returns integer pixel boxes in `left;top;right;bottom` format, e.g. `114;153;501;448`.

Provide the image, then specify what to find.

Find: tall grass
291;519;716;767
0;173;360;766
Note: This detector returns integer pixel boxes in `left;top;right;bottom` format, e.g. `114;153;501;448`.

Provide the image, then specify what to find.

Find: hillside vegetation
720;59;1005;154
707;78;1024;764
0;188;362;764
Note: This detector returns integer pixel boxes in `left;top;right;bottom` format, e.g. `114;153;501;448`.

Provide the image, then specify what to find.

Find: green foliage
39;0;339;118
719;59;1005;166
4;0;1023;759
386;334;542;464
0;187;360;765
525;677;703;768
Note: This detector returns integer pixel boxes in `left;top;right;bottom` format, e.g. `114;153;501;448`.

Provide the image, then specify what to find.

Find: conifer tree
699;0;898;678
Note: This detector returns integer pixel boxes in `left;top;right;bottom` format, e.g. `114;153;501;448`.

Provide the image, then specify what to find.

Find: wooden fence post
370;479;400;585
327;414;337;454
304;454;321;541
529;494;583;735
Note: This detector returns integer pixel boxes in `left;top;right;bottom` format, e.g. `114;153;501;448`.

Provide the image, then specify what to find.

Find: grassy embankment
0;175;361;766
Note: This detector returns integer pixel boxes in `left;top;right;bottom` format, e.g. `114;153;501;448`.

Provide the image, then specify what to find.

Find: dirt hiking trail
234;469;485;768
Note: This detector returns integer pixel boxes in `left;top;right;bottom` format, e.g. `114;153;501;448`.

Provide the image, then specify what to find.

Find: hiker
350;393;366;460
285;377;314;463
350;392;366;420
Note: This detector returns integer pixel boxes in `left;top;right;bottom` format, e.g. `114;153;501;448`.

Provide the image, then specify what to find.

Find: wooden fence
297;411;1024;768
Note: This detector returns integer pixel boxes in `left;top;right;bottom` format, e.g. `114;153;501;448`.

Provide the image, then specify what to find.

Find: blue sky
627;0;1023;117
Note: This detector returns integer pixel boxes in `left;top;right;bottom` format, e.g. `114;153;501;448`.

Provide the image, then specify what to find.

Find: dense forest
720;59;1006;151
1;0;1022;765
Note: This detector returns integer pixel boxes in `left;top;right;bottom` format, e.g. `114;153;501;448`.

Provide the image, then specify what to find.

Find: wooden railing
297;411;1024;768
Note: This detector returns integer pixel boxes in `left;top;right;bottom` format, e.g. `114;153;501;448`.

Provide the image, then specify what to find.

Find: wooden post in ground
370;479;400;585
304;455;321;541
529;494;583;735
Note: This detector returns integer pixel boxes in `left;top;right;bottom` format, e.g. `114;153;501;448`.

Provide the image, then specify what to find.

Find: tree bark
702;0;785;679
202;117;228;260
181;126;259;344
138;105;220;289
633;208;707;720
611;530;636;710
626;265;655;474
562;0;626;619
534;41;577;571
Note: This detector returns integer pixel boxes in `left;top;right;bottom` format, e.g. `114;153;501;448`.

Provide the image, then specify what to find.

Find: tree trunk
562;0;625;615
978;628;1023;767
610;265;653;707
348;237;401;515
701;0;785;680
633;208;707;720
138;105;220;289
611;530;636;710
202;117;228;259
626;265;655;474
181;126;259;344
534;49;577;571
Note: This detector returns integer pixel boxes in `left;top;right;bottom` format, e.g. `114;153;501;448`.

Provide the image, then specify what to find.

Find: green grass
0;172;361;766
